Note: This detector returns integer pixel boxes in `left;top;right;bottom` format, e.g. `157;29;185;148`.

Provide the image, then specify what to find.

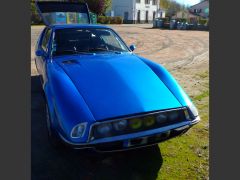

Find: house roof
190;0;209;8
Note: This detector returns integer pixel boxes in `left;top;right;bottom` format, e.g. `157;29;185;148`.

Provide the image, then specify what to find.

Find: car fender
44;61;95;142
140;57;193;107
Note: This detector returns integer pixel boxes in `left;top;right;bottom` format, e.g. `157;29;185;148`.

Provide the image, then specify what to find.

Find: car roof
49;24;111;30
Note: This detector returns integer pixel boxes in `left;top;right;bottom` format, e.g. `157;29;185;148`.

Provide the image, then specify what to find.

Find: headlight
96;123;112;137
188;103;199;117
143;116;155;127
156;113;167;124
113;119;127;131
168;111;179;122
71;122;87;138
129;118;142;129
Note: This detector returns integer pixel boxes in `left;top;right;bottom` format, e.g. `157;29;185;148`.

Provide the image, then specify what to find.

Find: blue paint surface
35;24;198;144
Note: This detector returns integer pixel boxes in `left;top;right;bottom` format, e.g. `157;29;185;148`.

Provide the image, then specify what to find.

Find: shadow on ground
31;75;163;180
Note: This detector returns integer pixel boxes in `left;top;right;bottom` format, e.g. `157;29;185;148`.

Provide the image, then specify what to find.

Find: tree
75;0;112;15
160;0;171;10
160;0;187;17
31;2;42;24
102;0;111;14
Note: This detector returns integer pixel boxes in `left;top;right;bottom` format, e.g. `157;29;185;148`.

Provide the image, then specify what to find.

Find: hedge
160;17;170;23
97;16;123;24
175;18;187;23
199;19;208;25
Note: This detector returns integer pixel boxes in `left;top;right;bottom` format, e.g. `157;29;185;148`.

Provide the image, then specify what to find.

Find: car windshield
52;28;130;56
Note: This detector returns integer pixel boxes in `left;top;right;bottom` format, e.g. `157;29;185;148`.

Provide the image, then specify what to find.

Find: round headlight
113;119;127;131
96;123;112;136
168;111;179;121
71;123;87;138
156;113;168;124
143;116;155;127
129;118;142;129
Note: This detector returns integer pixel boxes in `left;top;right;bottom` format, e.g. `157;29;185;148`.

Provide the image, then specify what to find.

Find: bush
116;16;123;24
97;16;123;24
97;16;105;24
199;19;208;25
104;16;111;24
178;18;187;23
161;17;170;23
97;16;110;24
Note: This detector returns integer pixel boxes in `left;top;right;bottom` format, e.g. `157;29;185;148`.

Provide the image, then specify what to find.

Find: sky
175;0;201;6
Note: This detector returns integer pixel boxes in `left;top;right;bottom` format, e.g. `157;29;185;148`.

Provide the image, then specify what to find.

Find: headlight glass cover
71;122;87;138
96;123;113;137
113;119;128;131
91;108;189;140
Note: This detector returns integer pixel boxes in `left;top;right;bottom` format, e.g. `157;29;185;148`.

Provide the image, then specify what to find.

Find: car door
35;28;52;83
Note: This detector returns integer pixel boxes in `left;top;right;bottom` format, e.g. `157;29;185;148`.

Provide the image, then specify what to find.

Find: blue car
34;1;200;152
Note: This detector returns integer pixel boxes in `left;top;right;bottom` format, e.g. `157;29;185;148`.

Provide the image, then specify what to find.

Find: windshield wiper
88;48;126;54
56;50;95;56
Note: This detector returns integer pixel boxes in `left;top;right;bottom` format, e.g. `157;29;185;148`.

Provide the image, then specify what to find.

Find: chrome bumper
58;116;200;152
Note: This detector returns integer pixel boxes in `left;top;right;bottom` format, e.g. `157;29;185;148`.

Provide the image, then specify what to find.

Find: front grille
93;127;190;152
90;108;188;141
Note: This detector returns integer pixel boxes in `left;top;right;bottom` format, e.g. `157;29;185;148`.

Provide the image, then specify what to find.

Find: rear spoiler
35;1;91;26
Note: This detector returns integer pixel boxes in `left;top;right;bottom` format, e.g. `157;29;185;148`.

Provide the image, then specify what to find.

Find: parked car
163;22;170;29
34;1;200;152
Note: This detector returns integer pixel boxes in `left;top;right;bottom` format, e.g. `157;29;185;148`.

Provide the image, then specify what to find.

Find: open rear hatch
35;0;91;26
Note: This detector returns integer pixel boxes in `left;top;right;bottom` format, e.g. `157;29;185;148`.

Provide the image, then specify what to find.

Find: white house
108;0;164;23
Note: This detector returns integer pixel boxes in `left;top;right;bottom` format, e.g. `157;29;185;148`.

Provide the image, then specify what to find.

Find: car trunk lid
35;0;90;26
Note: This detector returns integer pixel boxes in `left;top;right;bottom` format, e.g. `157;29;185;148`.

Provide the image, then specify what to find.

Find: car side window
41;28;52;52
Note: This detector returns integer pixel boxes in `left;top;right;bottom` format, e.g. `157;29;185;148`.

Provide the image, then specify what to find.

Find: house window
145;11;149;23
137;10;141;23
136;0;141;3
153;11;156;20
194;9;202;13
145;0;150;4
124;12;129;20
152;0;157;5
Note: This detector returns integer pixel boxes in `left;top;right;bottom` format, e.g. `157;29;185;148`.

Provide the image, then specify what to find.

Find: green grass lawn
157;75;209;179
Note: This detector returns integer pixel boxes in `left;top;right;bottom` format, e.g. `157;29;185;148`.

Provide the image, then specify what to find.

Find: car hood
56;53;182;121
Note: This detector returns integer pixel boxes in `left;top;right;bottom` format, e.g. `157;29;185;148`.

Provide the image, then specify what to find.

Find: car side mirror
35;49;45;57
129;44;136;52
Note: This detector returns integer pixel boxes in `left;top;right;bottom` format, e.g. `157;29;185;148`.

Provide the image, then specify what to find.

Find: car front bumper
58;116;200;152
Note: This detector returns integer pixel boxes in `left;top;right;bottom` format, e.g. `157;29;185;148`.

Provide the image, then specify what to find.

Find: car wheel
45;103;65;149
